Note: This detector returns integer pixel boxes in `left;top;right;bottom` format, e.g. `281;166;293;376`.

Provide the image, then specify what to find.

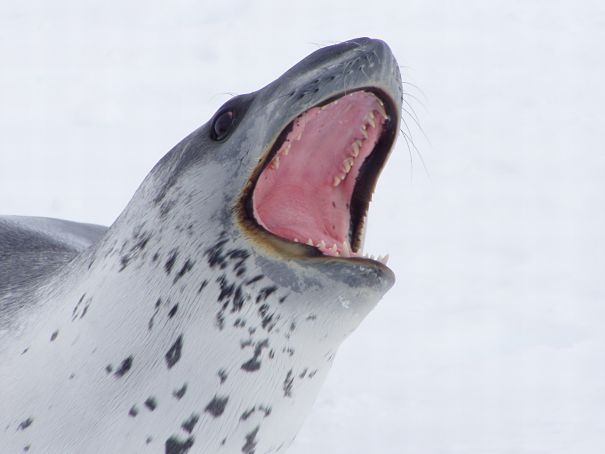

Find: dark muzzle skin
0;38;402;453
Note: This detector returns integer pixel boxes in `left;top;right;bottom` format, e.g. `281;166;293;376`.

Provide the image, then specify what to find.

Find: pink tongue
252;91;386;257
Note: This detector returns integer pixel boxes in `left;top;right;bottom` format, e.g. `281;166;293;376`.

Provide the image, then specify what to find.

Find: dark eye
211;110;235;140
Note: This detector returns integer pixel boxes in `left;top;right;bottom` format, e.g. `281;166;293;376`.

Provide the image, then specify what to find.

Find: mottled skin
0;38;402;453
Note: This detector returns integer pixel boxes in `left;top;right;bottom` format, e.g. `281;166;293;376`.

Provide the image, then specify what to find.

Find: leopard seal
0;37;402;453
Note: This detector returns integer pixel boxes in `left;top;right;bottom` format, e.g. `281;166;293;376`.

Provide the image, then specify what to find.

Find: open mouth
244;89;397;266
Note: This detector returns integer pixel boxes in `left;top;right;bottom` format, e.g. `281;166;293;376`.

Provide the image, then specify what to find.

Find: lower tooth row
300;238;389;264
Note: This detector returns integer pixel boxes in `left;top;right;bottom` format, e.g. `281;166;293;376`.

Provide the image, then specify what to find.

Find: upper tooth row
271;107;385;178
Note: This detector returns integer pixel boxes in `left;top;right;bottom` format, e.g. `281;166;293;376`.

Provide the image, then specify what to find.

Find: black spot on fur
72;293;88;320
241;339;269;372
258;304;278;331
146;436;153;444
21;348;29;355
173;384;187;400
149;298;162;330
168;304;178;318
50;330;58;342
204;395;228;418
256;286;277;303
69;373;75;380
17;418;33;431
259;405;272;417
129;406;138;417
215;311;225;330
245;275;263;286
119;231;151;271
283;370;294;397
165;335;183;369
205;238;229;269
164;250;179;275
105;364;113;374
232;286;245;312
218;369;228;384
173;260;194;284
145;397;157;411
23;445;30;452
217;275;235;302
240;407;255;421
114;356;134;378
198;280;208;293
204;236;250;273
242;426;259;454
165;435;194;454
181;413;200;434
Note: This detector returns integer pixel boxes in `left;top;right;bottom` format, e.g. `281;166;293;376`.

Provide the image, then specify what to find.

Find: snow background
1;0;604;452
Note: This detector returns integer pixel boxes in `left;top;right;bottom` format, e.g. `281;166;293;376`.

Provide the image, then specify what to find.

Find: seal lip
237;87;399;275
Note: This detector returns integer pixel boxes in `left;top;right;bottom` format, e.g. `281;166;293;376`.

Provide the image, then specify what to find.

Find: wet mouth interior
250;90;392;263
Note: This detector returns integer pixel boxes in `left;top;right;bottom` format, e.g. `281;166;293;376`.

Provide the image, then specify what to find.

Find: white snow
1;1;605;452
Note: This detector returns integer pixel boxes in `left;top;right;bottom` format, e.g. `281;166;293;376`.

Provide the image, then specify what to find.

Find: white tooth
367;112;376;128
342;241;351;257
342;158;354;173
330;244;338;254
379;254;390;265
283;143;290;156
293;238;299;243
333;176;342;187
318;240;326;249
360;126;368;139
351;141;360;157
306;239;314;246
273;157;280;169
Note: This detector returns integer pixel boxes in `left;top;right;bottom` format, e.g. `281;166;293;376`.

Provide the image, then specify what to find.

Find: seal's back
0;216;106;323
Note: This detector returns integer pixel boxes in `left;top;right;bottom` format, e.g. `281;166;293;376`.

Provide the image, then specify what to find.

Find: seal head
1;37;402;453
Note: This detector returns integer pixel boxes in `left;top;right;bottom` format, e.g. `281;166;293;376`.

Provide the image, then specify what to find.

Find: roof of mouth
251;91;388;257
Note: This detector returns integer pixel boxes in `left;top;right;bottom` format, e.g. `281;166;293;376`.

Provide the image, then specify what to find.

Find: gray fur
0;216;106;328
